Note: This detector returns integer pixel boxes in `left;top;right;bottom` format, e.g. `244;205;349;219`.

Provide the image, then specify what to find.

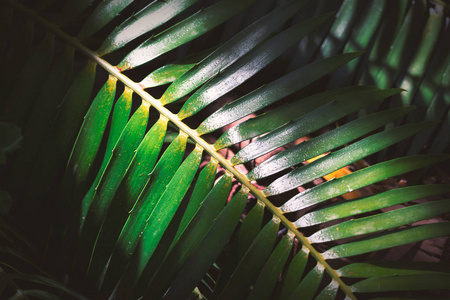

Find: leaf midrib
4;1;356;298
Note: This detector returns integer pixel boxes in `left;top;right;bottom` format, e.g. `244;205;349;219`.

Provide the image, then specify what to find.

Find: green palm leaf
1;0;449;299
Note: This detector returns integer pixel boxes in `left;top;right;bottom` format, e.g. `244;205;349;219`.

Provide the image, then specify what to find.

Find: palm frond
1;0;449;299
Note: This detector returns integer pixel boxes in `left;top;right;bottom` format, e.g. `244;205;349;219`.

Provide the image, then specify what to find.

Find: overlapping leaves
0;0;449;299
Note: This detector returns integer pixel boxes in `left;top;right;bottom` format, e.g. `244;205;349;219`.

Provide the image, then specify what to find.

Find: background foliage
1;0;450;299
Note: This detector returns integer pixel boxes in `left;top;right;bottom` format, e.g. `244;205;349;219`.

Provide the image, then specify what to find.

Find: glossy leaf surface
2;1;449;300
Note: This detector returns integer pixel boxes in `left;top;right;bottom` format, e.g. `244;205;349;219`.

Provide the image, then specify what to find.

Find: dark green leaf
214;201;265;294
161;0;308;105
248;106;414;180
315;280;339;300
77;102;150;270
100;144;202;296
146;173;232;298
288;263;324;300
87;116;168;280
216;217;280;300
97;0;200;56
215;86;378;149
351;274;450;293
177;12;334;119
265;121;436;196
338;262;450;278
77;0;136;40
309;199;450;243
280;155;449;214
296;184;450;227
232;89;401;165
323;222;450;259
278;247;310;300
197;52;362;134
247;232;294;300
158;187;248;300
62;75;117;203
117;0;258;70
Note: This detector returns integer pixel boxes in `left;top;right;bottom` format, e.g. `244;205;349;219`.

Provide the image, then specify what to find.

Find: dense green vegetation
0;0;449;299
